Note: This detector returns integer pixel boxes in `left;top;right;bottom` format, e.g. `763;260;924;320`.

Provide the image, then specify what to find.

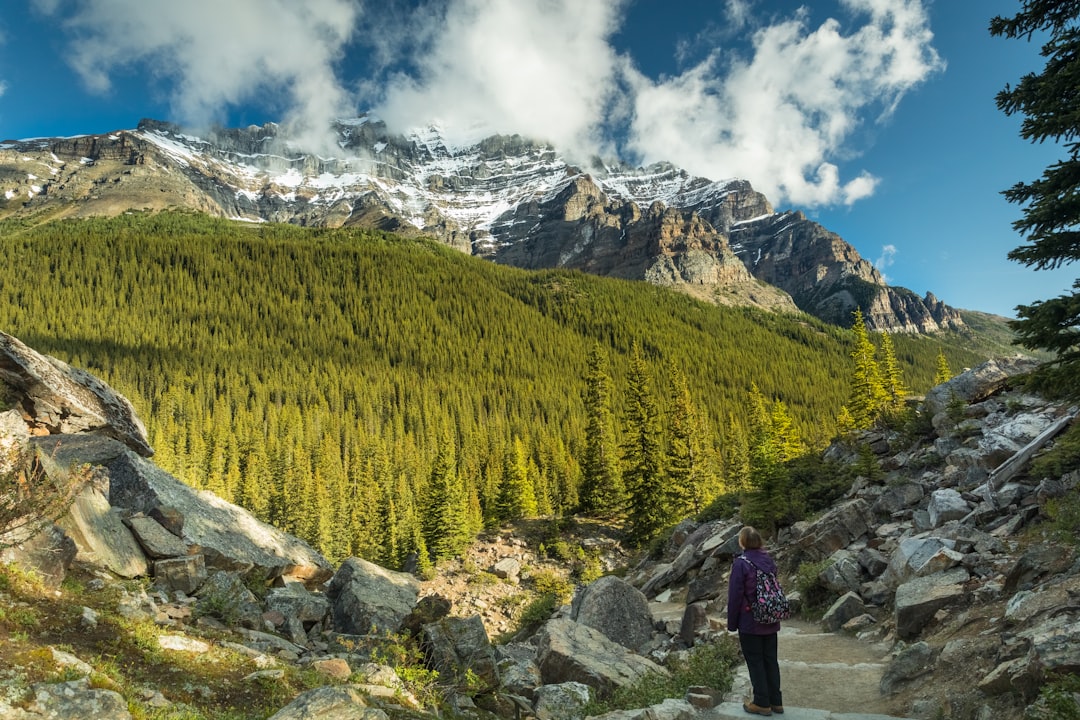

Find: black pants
740;631;782;708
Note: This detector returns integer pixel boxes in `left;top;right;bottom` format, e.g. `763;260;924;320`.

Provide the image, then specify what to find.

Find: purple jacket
726;548;782;635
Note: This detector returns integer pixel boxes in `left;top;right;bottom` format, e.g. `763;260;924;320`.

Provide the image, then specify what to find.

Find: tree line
0;211;988;563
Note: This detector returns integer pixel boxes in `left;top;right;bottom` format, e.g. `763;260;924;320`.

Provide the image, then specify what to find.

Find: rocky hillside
0;118;963;333
2;330;1079;720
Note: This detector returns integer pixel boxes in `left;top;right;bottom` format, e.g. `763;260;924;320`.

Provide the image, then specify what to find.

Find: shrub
584;636;740;715
1;447;93;552
794;558;835;613
1032;422;1080;479
1045;490;1080;546
1032;673;1080;720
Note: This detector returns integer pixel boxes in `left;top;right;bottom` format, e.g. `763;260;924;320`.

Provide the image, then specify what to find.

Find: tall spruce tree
847;308;889;428
992;2;1080;394
580;344;626;517
621;341;668;545
666;363;713;517
421;435;468;562
933;349;953;386
497;436;539;521
878;332;908;411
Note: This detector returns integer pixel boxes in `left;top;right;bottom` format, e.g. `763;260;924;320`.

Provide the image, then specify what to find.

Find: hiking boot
743;702;773;716
771;706;784;714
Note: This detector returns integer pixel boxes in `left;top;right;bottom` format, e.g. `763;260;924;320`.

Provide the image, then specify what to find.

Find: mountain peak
0;119;963;333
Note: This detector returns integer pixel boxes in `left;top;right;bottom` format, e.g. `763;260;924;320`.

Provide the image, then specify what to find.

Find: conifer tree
847;308;889;429
497;436;538;521
992;2;1080;394
933;350;953;386
878;332;908;410
579;344;626;517
421;435;468;562
665;363;712;517
722;415;751;494
622;341;668;544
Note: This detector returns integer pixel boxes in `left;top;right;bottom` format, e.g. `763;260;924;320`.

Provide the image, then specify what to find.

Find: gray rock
820;549;863;595
857;547;889;578
0;330;152;456
679;602;709;646
794;499;871;561
977;654;1039;699
266;583;330;625
872;482;924;516
491;557;521;581
880;641;934;693
882;537;957;589
148;505;185;537
126;515;188;559
153;554;207;594
35;434;331;584
928;489;969;528
195;571;264;629
326;557;420;636
267;686;387;719
821;592;866;633
894;568;969;639
19;679;131;719
571;575;654;651
0;522;76;588
686;566;727;604
536;618;668;700
533;681;591;720
422;615;499;692
0;409;29;476
924;357;1041;417
22;435;147;580
1016;611;1080;676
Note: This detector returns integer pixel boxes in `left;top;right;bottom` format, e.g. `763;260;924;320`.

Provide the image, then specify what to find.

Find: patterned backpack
742;555;791;624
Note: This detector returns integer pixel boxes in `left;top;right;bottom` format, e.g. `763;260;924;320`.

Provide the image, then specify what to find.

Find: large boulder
326;557;420;636
13;679;132;719
0;330;153;457
0;408;29;475
894;568;970;639
571;575;654;651
532;682;591;720
0;522;77;588
1017;612;1080;677
421;615;499;693
821;592;866;633
793;499;871;561
927;489;969;528
125;515;189;559
924;357;1040;417
57;484;148;579
266;583;331;625
536;618;668;700
267;686;387;720
881;537;959;589
34;434;332;584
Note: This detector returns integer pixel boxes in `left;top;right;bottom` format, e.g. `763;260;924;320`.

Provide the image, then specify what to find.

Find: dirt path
651;603;916;719
728;618;909;716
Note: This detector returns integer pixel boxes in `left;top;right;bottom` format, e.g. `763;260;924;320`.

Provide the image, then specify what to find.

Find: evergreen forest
0;211;993;566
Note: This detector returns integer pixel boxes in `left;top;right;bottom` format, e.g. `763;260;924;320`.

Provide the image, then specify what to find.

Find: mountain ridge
1;116;963;332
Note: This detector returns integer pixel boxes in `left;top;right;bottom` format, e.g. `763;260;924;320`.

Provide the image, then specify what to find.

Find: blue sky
0;0;1072;319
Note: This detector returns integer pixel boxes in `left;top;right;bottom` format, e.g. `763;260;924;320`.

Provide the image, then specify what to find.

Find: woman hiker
727;525;784;716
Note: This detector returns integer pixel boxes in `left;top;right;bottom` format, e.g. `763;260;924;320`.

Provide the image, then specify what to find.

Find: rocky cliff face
0;118;962;332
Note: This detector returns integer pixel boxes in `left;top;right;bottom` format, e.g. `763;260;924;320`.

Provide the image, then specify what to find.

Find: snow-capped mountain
0;117;962;333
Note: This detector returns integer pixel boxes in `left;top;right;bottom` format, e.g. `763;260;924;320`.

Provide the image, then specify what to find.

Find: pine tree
847;308;889;429
933;350;952;386
992;2;1080;394
579;344;625;517
665;363;713;518
878;332;908;410
497;436;538;521
421;435;469;562
621;341;668;545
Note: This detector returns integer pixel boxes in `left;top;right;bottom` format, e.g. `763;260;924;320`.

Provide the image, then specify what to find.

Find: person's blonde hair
739;526;763;549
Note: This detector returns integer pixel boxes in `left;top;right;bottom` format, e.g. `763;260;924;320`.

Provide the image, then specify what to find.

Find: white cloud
875;243;897;281
373;0;626;158
624;0;943;206
49;0;361;151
